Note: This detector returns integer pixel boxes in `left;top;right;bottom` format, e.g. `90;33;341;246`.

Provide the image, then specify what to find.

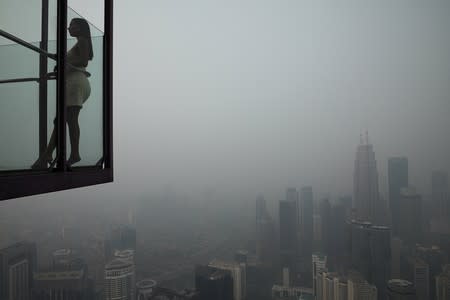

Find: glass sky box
0;0;113;200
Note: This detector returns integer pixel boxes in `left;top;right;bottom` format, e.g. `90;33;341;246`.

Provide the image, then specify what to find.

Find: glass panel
0;0;43;44
0;0;58;171
64;8;104;167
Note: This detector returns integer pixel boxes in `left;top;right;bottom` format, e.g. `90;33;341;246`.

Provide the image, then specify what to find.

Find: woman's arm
67;38;90;67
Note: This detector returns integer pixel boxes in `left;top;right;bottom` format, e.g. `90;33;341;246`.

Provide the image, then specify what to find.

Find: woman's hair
71;18;93;60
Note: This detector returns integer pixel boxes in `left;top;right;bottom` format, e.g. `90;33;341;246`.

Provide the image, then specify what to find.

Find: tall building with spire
353;132;381;223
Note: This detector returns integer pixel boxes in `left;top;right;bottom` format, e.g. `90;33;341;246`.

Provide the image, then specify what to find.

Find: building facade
388;157;409;235
195;265;233;300
0;241;37;300
209;260;246;300
348;220;391;300
353;135;381;223
104;258;135;300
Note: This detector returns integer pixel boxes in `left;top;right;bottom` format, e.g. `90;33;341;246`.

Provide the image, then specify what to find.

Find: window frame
0;0;113;201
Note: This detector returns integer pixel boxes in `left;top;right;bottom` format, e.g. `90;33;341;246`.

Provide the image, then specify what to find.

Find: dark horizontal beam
0;29;56;60
0;168;113;201
0;76;56;85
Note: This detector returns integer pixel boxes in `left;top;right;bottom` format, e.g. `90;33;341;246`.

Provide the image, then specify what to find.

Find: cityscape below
1;134;450;300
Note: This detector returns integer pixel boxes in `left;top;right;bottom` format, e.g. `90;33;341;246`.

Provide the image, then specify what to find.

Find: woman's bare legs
67;106;81;165
31;106;82;168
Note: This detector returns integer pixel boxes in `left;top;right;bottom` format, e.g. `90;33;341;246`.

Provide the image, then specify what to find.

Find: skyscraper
432;170;449;219
312;253;327;298
319;198;331;255
415;245;448;300
104;258;135;300
299;187;314;256
436;265;450;300
349;220;391;300
413;259;429;300
347;272;378;300
398;187;423;245
298;187;314;285
388;157;409;235
195;265;233;300
209;260;246;300
279;189;299;277
32;263;91;300
353;134;381;223
255;196;276;267
0;241;37;300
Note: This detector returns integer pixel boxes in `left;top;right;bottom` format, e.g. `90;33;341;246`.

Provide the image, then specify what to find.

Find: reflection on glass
66;8;104;167
0;42;56;171
0;6;104;171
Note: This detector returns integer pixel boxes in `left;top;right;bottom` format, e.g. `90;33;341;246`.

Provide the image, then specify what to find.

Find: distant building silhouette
353;134;381;223
209;259;246;300
413;259;429;300
347;272;377;300
195;265;233;300
136;279;157;300
279;189;299;280
312;253;327;298
255;196;276;267
436;265;450;300
388;157;409;235
0;241;37;300
299;187;314;259
386;279;416;300
432;170;449;220
398;187;423;245
348;220;391;300
319;199;331;255
32;262;91;300
104;258;135;300
105;225;136;259
415;245;448;300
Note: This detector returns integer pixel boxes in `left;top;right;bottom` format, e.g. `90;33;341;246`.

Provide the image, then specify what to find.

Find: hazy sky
3;1;450;207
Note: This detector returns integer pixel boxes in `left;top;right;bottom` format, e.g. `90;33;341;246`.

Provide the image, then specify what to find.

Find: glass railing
0;6;104;170
66;8;104;167
0;41;56;171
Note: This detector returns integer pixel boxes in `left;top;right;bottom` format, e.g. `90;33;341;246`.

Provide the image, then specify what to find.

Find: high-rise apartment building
353;134;381;223
312;253;327;298
0;242;37;300
436;265;450;300
333;277;348;300
322;272;337;300
415;244;448;300
209;260;246;300
386;279;416;300
104;258;135;300
195;265;233;300
388;157;409;235
32;263;91;300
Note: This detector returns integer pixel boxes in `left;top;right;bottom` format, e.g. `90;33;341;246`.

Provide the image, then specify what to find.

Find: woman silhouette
32;18;93;169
